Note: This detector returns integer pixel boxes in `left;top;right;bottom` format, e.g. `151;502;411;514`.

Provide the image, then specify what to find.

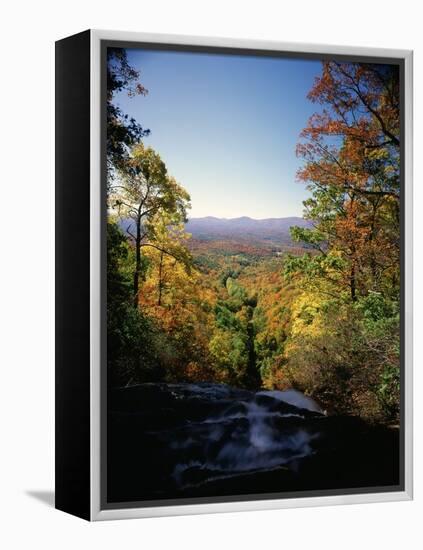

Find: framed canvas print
55;29;413;521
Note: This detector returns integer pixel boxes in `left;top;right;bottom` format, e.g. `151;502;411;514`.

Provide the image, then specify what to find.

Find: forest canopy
106;52;400;422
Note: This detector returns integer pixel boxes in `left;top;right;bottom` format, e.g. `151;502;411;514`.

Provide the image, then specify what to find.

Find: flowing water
108;382;399;502
163;384;323;489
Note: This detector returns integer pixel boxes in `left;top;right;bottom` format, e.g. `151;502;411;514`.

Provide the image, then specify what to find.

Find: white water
256;389;323;414
166;385;323;488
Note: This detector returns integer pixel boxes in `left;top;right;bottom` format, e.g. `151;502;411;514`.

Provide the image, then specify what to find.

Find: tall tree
282;62;401;419
289;62;400;301
110;143;191;307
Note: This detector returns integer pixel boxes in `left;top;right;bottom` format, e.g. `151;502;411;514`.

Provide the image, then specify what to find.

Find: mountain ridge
185;216;312;243
187;215;307;221
118;216;313;244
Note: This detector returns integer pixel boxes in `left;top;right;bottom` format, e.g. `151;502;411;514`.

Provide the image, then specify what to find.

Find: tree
110;143;191;307
281;61;401;420
303;62;399;157
142;214;193;306
289;62;400;302
106;221;162;386
107;48;150;178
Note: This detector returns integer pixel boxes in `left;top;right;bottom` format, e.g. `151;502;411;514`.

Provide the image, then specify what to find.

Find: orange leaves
294;61;400;304
301;62;399;154
335;200;369;254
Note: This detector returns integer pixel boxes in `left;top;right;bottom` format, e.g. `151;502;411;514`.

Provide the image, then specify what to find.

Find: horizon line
186;215;306;221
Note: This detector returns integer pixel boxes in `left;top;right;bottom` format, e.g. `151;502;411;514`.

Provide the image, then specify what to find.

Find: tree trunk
369;203;378;288
158;251;164;306
133;216;142;308
350;261;357;302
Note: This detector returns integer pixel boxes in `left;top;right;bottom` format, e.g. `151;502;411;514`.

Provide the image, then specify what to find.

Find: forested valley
107;48;400;425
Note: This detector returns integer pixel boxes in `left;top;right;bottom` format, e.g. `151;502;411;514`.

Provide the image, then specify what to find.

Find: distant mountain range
118;216;313;245
185;216;312;243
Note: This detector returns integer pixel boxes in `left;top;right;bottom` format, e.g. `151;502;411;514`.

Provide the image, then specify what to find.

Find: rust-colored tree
290;62;400;301
283;62;401;420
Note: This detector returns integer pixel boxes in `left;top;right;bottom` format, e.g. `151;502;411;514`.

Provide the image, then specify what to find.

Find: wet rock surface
107;382;399;503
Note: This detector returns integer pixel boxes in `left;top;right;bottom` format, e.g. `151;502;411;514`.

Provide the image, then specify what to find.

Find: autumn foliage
106;54;400;422
283;62;400;420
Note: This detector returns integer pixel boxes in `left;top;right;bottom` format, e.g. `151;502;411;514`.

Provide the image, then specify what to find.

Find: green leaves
113;143;190;231
290;226;326;247
283;251;345;282
355;291;398;325
107;48;150;176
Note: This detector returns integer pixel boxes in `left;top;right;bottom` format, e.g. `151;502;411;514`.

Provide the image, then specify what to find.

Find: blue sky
113;49;323;219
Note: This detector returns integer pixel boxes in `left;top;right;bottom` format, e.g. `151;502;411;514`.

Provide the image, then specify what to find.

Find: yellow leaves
289;291;325;339
366;147;389;161
209;329;232;365
140;242;217;362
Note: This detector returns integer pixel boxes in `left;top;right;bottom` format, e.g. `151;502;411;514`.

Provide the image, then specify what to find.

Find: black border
55;29;91;520
100;40;405;510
